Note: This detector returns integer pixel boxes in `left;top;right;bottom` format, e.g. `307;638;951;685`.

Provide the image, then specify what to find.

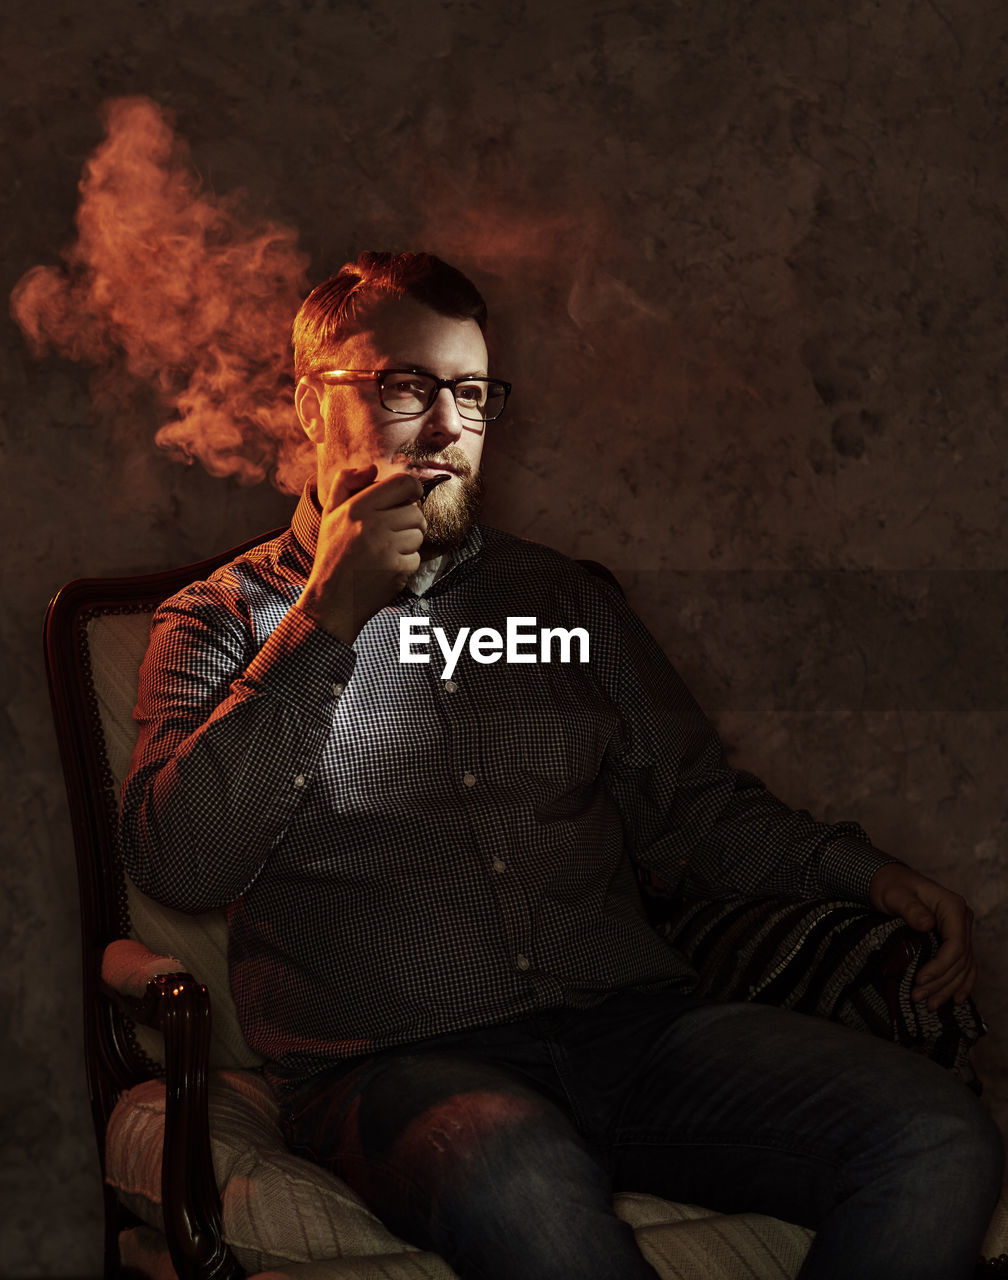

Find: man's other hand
869;862;976;1010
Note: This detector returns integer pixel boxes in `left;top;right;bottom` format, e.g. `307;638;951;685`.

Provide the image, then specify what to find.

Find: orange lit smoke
10;96;313;493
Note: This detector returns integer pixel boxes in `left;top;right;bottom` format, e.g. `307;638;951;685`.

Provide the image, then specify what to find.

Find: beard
396;440;484;553
318;397;483;553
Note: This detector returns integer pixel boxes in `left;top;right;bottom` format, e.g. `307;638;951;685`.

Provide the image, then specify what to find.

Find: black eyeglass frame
312;368;512;428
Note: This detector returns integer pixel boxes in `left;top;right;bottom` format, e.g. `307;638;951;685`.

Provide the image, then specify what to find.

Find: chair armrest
101;937;186;1000
644;889;987;1089
100;940;244;1280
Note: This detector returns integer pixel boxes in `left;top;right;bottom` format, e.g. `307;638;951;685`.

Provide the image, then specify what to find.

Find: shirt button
462;772;476;788
492;858;507;873
416;600;429;612
332;682;344;696
444;680;458;693
293;774;306;788
516;954;530;971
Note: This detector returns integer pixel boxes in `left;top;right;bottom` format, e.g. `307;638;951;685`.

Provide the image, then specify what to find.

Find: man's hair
292;251;488;380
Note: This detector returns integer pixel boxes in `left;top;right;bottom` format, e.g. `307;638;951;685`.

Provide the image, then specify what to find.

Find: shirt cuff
816;836;897;903
237;604;356;719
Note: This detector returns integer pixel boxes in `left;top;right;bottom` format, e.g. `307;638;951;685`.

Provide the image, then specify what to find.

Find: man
120;251;1003;1280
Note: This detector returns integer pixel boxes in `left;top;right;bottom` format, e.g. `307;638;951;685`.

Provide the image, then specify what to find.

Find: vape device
420;473;452;500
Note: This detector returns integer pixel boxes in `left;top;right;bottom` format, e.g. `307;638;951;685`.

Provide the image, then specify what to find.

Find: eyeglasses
313;368;511;430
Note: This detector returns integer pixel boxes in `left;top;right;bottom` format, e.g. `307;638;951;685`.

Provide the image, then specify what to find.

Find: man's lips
406;462;458;481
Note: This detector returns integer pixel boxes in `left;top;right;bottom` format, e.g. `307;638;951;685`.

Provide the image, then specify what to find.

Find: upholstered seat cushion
107;1066;1008;1278
108;1070;420;1270
105;1067;834;1279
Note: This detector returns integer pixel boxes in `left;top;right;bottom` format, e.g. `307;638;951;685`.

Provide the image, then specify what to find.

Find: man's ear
295;377;326;444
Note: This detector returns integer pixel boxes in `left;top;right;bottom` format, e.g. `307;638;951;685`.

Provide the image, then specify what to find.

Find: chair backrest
43;528;286;1152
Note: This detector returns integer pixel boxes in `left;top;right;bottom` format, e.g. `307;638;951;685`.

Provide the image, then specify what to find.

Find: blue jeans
279;990;1004;1279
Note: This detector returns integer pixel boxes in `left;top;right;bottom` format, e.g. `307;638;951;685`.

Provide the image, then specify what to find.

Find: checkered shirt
119;485;893;1094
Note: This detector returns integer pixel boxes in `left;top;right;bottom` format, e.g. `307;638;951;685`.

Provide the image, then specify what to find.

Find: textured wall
2;0;1006;1273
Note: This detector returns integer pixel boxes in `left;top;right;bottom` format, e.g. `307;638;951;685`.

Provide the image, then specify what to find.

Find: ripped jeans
278;990;1004;1280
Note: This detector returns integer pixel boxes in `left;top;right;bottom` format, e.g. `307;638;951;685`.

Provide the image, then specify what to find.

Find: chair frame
43;529;286;1280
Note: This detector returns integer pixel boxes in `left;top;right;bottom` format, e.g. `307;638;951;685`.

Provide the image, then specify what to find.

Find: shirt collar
290;479;322;564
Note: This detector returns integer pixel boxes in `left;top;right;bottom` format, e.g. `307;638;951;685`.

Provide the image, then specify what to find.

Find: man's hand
869;862;976;1010
297;463;426;644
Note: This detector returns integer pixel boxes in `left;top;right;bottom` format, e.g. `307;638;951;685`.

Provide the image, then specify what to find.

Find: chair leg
103;1183;124;1280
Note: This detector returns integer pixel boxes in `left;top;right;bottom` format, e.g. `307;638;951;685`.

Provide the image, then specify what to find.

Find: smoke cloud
11;96;313;493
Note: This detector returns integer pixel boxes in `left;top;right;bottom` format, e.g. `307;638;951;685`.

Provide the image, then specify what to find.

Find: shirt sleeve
118;578;356;913
594;582;894;903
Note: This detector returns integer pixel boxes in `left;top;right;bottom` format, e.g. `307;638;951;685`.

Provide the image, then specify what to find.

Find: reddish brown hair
292;251;488;380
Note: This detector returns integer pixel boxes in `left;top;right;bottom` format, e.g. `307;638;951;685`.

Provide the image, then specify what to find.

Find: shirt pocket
487;661;617;797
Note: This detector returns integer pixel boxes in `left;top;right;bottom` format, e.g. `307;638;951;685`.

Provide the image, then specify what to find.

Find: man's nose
418;386;464;445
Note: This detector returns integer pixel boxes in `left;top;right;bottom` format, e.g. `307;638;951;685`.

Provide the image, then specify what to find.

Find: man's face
315;296;489;553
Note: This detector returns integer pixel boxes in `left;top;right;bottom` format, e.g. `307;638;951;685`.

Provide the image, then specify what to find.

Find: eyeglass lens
379;373;507;421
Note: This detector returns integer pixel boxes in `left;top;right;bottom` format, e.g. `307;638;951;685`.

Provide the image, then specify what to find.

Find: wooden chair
43;531;1008;1280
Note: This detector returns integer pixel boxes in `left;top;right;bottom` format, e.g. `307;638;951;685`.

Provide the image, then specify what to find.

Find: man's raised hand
297;463;425;645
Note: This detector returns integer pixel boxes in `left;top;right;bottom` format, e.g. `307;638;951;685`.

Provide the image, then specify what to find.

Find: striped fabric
108;1070;419;1270
643;884;986;1088
117;1224;457;1280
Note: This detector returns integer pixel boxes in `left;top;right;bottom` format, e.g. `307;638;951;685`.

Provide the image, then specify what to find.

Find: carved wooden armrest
100;939;244;1280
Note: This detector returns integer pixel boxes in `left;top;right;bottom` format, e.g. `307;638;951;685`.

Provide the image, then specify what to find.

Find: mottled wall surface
2;0;1006;1273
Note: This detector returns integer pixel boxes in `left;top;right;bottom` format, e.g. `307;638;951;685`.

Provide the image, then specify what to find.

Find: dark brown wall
2;0;1006;1271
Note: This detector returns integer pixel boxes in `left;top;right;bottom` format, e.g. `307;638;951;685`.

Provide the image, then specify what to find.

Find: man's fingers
906;903;937;932
870;865;979;1010
917;931;970;980
368;470;424;509
914;947;969;997
326;463;378;510
915;931;970;984
383;499;428;533
390;524;426;555
898;889;972;1004
921;960;976;1010
913;913;975;1007
323;468;425;540
340;469;423;516
882;885;936;934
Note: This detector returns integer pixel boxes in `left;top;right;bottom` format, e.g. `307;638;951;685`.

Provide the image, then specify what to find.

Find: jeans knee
385;1093;636;1279
445;1106;607;1211
391;1087;603;1215
893;1079;1005;1208
942;1096;1004;1201
435;1121;652;1280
